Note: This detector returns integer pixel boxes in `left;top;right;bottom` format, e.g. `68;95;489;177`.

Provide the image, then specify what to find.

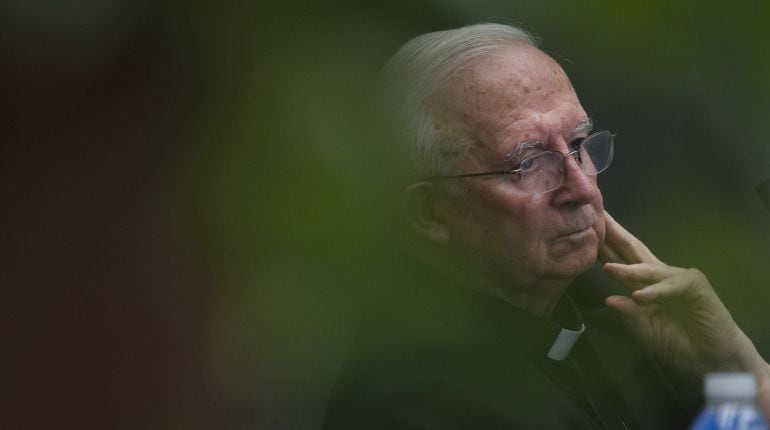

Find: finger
603;262;681;289
597;243;624;265
604;295;647;338
600;211;662;265
630;269;711;304
601;211;658;263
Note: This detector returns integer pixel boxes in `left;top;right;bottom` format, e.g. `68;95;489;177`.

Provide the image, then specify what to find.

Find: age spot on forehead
442;44;582;149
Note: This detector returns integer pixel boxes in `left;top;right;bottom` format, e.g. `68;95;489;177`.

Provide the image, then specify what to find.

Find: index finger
599;211;662;265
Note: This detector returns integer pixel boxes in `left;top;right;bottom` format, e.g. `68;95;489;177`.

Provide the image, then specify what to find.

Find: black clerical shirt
324;267;699;429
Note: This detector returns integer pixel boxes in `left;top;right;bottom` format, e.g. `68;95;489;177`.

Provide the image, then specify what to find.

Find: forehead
444;45;586;156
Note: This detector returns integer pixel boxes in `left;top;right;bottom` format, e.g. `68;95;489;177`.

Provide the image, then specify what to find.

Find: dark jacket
324;265;700;429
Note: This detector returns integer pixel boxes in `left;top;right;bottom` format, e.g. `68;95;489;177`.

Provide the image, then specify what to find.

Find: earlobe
403;182;450;245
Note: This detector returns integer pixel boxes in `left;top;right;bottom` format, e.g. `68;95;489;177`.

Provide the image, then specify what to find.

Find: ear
403;181;451;245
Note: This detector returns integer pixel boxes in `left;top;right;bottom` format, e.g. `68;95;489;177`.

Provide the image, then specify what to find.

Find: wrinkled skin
435;44;605;315
600;211;770;417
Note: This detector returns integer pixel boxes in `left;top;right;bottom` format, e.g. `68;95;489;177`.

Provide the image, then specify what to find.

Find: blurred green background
3;1;770;428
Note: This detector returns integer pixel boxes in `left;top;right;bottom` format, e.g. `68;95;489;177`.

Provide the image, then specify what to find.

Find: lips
554;212;596;239
557;226;592;239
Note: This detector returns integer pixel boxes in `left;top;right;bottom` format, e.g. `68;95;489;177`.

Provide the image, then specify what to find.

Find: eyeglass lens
520;131;613;194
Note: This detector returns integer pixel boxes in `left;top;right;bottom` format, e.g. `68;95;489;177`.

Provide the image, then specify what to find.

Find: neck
418;246;573;319
491;277;571;318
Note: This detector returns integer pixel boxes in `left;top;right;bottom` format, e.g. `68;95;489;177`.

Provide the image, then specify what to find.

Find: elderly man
324;23;770;429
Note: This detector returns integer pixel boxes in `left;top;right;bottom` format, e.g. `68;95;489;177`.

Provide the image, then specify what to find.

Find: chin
547;239;599;278
549;259;595;279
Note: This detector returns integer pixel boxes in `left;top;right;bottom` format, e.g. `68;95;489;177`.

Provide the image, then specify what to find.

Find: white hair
378;23;537;181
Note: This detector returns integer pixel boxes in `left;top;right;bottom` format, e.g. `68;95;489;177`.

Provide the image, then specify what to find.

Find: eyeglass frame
424;130;615;194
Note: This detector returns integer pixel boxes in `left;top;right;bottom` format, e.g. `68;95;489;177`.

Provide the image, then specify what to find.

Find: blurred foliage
186;2;770;427
4;0;770;428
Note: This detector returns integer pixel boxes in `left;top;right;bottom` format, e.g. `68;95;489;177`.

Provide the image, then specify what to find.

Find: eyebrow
504;118;594;162
505;140;544;161
572;118;594;136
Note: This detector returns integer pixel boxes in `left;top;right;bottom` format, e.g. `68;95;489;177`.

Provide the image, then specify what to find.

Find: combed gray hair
378;23;537;181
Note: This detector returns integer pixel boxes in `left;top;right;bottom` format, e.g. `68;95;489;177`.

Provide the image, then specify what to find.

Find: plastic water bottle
690;372;769;430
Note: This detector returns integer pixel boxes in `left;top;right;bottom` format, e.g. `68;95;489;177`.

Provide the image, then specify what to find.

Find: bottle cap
705;372;757;401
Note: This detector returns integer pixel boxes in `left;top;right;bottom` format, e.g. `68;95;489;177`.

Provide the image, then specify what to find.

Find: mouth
554;209;598;240
557;226;591;239
555;224;594;241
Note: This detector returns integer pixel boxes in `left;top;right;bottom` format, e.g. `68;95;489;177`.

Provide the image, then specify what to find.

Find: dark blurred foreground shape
1;2;216;428
3;1;770;429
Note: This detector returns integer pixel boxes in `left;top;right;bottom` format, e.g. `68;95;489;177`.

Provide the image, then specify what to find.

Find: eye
518;155;538;172
569;137;585;151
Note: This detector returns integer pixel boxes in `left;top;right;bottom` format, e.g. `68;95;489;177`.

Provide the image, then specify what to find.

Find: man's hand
599;211;770;413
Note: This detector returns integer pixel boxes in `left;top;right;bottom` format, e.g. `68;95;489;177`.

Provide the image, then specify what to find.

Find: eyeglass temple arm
427;170;521;180
425;133;615;181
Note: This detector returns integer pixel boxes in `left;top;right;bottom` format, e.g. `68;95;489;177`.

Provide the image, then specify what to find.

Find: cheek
466;183;521;216
496;194;553;250
507;192;551;224
458;184;551;245
594;216;607;245
591;189;606;240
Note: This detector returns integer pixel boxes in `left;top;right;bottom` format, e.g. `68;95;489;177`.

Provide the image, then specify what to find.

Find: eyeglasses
427;130;614;194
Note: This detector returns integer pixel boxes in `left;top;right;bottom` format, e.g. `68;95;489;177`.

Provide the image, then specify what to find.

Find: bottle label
691;405;768;430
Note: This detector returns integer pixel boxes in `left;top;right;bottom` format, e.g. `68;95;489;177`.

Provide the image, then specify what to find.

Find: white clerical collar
546;323;586;361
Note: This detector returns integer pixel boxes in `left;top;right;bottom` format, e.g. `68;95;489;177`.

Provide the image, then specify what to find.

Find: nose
552;151;598;206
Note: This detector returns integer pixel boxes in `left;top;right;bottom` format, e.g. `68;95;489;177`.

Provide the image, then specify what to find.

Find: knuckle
685;268;705;281
684;268;708;290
